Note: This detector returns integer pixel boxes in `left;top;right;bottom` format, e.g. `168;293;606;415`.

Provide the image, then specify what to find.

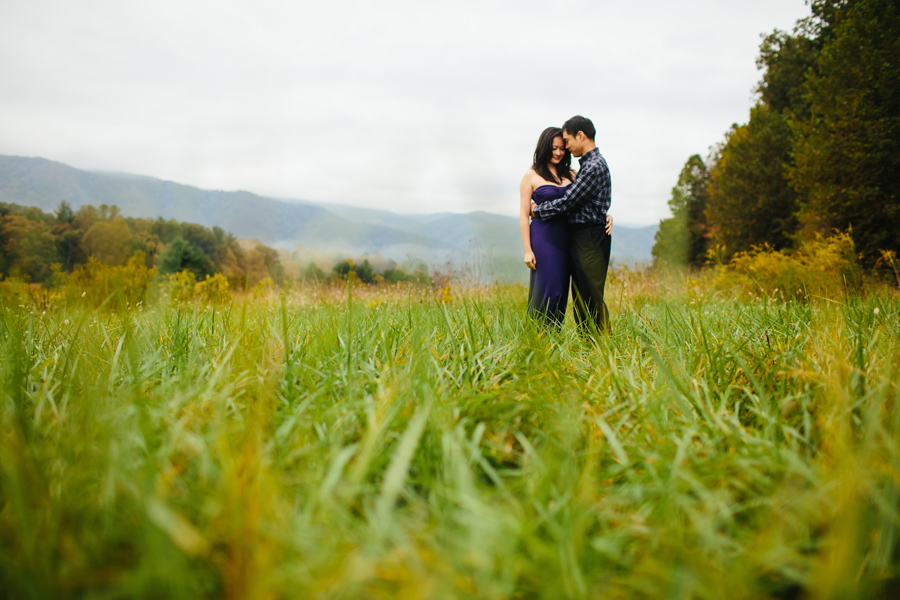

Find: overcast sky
0;0;810;225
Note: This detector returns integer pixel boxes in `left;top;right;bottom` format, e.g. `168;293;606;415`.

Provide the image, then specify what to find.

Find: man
531;115;612;333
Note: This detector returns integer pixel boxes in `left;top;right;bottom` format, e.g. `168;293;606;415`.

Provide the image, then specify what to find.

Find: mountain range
0;155;657;283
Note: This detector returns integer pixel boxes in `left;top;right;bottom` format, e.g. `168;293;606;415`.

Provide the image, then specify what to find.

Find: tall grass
1;282;898;598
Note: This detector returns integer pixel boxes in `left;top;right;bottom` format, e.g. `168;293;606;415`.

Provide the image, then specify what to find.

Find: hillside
0;155;658;282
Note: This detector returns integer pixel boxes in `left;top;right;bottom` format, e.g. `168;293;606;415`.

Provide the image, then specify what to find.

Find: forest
0;201;284;286
0;200;433;291
653;0;898;271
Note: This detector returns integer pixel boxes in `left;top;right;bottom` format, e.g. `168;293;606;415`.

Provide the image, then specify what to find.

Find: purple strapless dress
528;184;570;325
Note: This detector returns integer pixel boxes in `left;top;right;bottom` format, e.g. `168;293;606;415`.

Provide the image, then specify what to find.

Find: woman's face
550;136;566;165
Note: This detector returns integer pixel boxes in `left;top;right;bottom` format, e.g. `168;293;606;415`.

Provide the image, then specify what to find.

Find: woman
519;127;612;326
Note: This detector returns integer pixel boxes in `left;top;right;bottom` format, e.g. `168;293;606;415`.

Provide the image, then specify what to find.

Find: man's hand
524;250;536;270
605;214;613;236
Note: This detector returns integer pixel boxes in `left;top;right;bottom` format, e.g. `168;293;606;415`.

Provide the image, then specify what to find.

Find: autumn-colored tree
73;205;99;232
239;247;271;288
0;200;284;287
254;244;285;285
0;213;57;282
81;219;134;266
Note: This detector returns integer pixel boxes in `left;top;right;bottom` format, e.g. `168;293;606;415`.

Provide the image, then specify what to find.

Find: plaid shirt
533;148;611;225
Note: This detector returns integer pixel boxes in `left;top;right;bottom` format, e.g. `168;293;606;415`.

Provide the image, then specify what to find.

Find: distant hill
0;155;658;283
0;155;443;252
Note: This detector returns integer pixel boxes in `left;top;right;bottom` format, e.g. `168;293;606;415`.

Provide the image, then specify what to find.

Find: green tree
706;104;797;257
53;228;83;272
157;238;212;278
182;223;218;260
52;201;83;272
756;30;818;118
333;258;374;284
355;259;375;284
149;218;182;244
301;262;327;282
652;155;710;268
54;201;75;225
789;0;900;261
333;259;355;279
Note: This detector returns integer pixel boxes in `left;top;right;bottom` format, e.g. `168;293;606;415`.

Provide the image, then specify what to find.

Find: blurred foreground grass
1;282;899;598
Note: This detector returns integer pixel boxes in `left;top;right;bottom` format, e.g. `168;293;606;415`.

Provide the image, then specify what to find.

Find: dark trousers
569;224;611;333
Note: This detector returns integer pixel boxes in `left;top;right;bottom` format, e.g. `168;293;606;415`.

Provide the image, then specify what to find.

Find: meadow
1;274;899;599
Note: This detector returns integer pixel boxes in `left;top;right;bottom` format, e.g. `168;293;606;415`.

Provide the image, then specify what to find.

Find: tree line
1;200;437;289
653;0;898;269
0;201;284;287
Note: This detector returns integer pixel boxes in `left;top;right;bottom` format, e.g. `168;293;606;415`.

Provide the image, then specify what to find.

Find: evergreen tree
355;259;375;284
756;30;818;118
700;15;817;258
706;104;796;257
54;201;75;225
789;0;900;261
52;201;82;271
157;238;212;278
652;155;710;268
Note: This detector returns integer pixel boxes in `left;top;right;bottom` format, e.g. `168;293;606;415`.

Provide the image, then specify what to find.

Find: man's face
562;130;583;157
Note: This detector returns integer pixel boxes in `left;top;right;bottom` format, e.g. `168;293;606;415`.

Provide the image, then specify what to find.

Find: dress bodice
532;184;569;205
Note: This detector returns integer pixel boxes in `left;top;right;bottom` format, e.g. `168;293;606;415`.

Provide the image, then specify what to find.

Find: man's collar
578;147;599;161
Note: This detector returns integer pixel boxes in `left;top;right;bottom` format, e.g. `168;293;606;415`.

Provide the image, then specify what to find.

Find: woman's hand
605;214;614;236
524;250;536;270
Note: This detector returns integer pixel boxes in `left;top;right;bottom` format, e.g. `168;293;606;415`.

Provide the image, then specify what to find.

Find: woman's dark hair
531;127;572;185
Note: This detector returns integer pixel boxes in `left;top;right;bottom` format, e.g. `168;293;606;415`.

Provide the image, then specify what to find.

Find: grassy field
1;279;899;598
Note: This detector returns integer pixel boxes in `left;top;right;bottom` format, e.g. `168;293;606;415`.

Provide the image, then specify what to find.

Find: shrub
711;231;861;299
167;270;198;303
0;276;31;306
195;272;231;304
253;276;275;300
58;251;157;307
165;271;232;304
876;250;900;290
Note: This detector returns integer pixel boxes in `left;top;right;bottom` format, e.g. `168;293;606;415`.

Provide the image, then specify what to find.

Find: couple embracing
519;115;613;333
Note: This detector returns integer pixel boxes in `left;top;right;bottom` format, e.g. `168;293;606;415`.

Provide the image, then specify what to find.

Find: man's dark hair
562;115;595;141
